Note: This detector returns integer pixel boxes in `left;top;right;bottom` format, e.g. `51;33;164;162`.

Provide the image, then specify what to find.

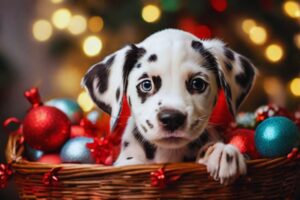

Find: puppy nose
158;109;186;132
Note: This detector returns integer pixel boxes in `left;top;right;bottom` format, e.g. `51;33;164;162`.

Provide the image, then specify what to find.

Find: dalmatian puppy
82;29;256;185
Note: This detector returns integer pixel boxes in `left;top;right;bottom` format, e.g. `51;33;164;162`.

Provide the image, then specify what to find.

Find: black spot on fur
152;76;162;93
138;73;149;80
224;47;235;61
146;120;154;129
123;141;129;148
133;127;156;160
183;156;196;162
188;130;209;150
226;154;233;163
126;157;133;160
236;56;255;89
219;71;234;115
191;40;219;86
123;45;146;93
158;101;162;106
148;54;157;62
136;63;141;68
136;87;147;104
141;125;147;133
116;88;120;102
83;56;115;114
224;61;233;72
128;97;132;107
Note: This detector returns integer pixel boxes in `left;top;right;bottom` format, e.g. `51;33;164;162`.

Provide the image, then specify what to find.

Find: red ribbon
287;148;300;160
24;87;43;108
150;167;181;189
0;163;13;189
42;167;62;186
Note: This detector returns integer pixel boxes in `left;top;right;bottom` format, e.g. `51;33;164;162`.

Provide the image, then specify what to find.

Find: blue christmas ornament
25;143;44;161
46;99;83;124
60;137;94;163
255;116;300;158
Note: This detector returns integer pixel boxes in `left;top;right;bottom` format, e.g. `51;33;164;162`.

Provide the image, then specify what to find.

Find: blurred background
0;0;299;199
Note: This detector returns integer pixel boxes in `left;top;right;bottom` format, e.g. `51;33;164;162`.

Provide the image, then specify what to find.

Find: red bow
42;167;62;186
150;167;181;189
0;163;13;188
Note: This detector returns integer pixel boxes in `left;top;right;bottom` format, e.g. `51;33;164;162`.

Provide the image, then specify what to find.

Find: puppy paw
198;142;247;185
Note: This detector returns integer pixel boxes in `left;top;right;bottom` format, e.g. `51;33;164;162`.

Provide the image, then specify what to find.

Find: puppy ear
82;44;146;130
203;39;257;115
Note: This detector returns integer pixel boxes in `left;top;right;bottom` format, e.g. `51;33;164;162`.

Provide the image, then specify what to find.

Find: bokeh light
142;4;161;23
294;33;300;49
51;0;63;4
265;44;283;62
88;16;104;33
249;26;267;45
290;78;300;96
83;36;102;57
283;1;300;18
210;0;228;12
263;77;282;96
77;91;94;112
242;19;256;34
32;19;53;42
68;15;87;35
51;8;72;29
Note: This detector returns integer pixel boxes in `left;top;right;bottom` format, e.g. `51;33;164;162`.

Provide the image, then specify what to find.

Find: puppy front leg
198;142;247;185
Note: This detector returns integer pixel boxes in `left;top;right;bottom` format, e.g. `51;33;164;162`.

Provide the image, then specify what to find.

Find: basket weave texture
6;132;300;200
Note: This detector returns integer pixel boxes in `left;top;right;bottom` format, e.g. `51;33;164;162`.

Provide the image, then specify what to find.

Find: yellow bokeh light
77;91;94;112
142;4;161;23
242;19;256;34
51;0;63;4
265;44;284;62
88;16;104;33
294;33;300;49
68;15;87;35
283;1;300;18
83;36;102;57
263;77;282;96
249;26;267;45
32;20;53;42
290;78;300;96
51;8;72;29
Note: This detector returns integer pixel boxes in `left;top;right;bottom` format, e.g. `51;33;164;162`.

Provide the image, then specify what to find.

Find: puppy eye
190;77;207;93
139;80;152;92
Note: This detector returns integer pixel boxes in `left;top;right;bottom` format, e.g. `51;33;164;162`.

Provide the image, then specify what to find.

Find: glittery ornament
255;104;291;124
255;116;300;158
22;88;70;152
70;118;98;138
60;137;95;163
46;99;83;124
227;129;260;159
0;163;13;188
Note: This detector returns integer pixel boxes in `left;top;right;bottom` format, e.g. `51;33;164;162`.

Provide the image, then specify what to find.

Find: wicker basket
6;132;300;200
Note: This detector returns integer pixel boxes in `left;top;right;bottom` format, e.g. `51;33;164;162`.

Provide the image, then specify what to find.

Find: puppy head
82;29;256;149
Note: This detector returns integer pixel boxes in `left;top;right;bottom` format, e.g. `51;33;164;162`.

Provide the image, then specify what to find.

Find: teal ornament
46;99;83;124
25;143;44;161
255;116;300;158
60;137;94;163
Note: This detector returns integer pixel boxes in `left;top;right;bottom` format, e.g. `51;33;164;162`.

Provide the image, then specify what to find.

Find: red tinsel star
42;167;62;186
150;167;181;189
0;163;13;189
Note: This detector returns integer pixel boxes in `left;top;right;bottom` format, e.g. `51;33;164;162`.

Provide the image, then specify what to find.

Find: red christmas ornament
150;167;181;189
38;154;62;164
22;88;70;152
70;118;98;138
227;129;260;159
42;167;61;186
255;104;291;124
0;163;13;189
